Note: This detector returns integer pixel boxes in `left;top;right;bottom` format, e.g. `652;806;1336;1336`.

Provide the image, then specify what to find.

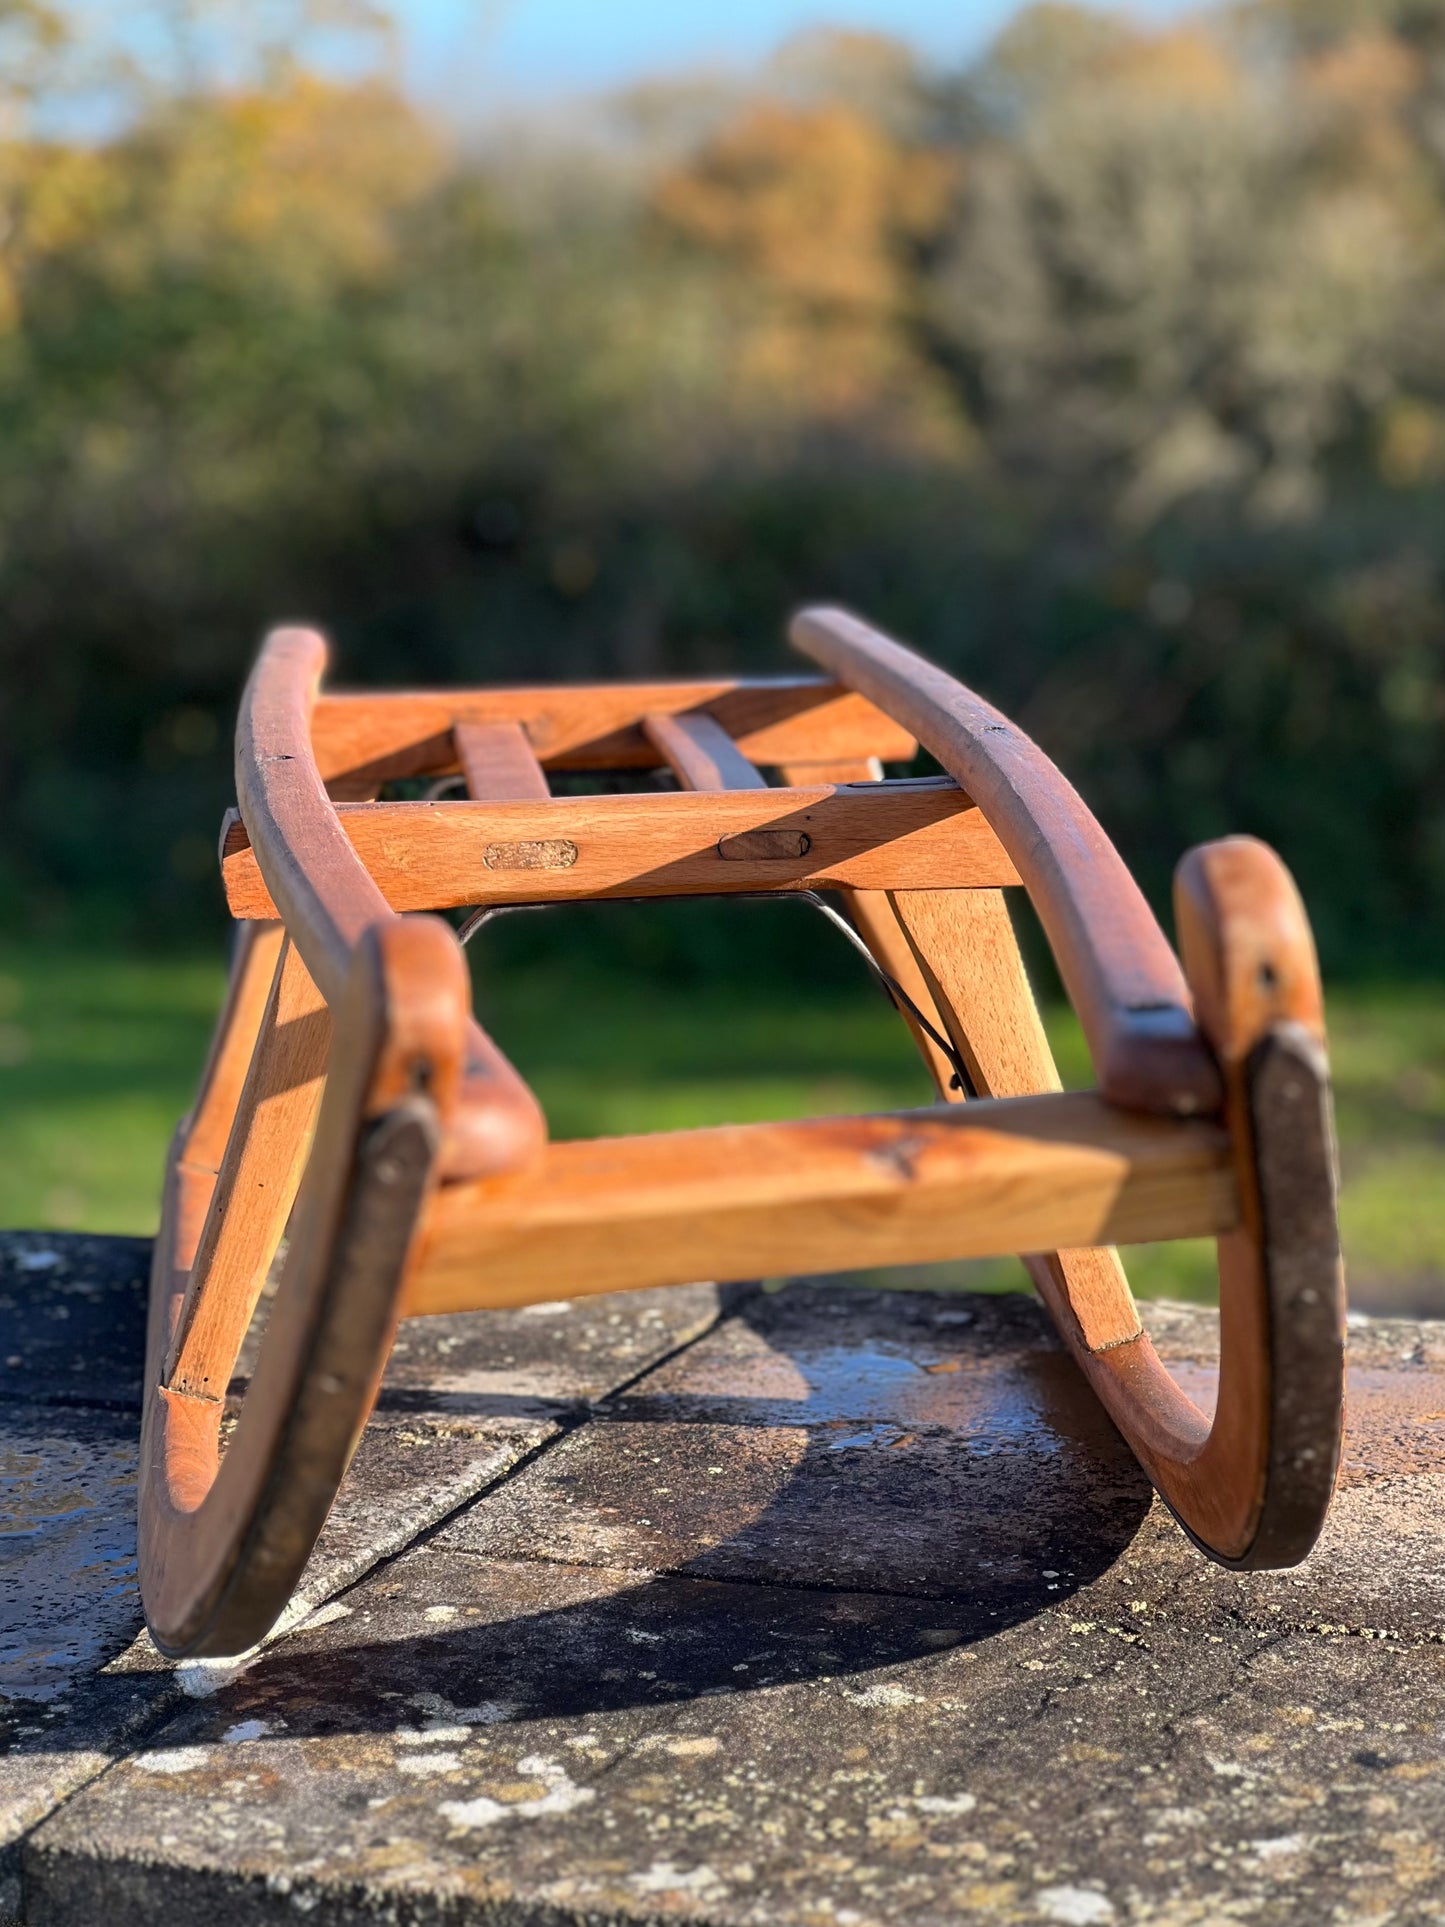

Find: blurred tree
929;10;1424;524
652;90;963;448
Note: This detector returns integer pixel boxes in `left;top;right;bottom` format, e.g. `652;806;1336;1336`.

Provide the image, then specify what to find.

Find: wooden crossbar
313;677;917;790
222;779;1021;918
405;1092;1238;1315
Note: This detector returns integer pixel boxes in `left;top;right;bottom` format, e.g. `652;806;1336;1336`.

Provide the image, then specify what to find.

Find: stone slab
380;1282;729;1411
26;1535;1445;1926
442;1286;1150;1611
19;1265;1445;1927
0;1235;729;1924
0;1237;149;1411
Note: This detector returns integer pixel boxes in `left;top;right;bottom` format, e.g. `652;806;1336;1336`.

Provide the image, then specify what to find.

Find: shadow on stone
202;1286;1155;1731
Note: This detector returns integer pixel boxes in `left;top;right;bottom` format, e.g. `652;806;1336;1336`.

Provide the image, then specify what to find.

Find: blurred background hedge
4;0;1445;973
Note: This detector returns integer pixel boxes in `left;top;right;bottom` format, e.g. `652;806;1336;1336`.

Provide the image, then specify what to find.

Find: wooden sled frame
140;608;1346;1658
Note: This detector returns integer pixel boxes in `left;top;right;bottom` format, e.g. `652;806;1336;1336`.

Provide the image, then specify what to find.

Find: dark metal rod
455;891;976;1098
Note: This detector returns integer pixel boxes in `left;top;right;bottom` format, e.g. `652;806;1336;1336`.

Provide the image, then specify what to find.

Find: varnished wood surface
166;937;331;1398
235;627;392;1002
144;623;1347;1662
776;755;962;1097
1074;836;1345;1565
889;886;1145;1354
791;607;1221;1119
141;921;461;1657
221;779;1021;918
235;627;544;1180
453;721;552;802
182;922;285;1176
405;1092;1238;1316
644;710;770;792
311;677;917;788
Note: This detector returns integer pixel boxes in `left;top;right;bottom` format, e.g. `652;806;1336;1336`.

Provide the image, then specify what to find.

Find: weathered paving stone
1128;1299;1445;1644
18;1266;1445;1925
380;1282;732;1411
0;1384;170;1924
107;1407;561;1690
25;1535;1445;1926
3;1402;144;1704
441;1286;1152;1609
0;1233;170;1926
0;1234;730;1923
617;1279;1056;1425
0;1237;149;1411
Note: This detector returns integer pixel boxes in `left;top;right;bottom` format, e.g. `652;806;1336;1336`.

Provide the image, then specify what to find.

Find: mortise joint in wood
718;829;812;862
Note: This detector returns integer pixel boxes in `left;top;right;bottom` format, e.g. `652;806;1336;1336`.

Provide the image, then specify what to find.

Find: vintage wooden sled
140;608;1347;1657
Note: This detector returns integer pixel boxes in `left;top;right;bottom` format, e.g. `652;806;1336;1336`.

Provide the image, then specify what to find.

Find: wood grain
148;624;1346;1661
1055;835;1345;1568
453;721;551;802
889;886;1144;1352
643;711;769;791
791;606;1221;1119
222;778;1020;917
405;1092;1237;1315
236;627;544;1180
1154;834;1343;1564
141;919;460;1657
166;937;331;1399
183;921;285;1176
777;755;959;1095
311;677;917;788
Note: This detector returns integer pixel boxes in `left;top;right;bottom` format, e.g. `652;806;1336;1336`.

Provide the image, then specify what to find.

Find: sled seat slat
405;1091;1238;1316
643;710;768;792
312;677;917;790
454;720;552;802
237;628;546;1181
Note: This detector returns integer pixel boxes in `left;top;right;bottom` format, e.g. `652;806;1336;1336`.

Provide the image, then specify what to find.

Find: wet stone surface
6;1236;1445;1924
0;1234;725;1922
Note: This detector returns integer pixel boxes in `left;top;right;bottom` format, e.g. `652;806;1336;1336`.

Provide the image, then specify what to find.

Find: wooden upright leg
778;758;961;1097
165;937;332;1398
182;922;286;1176
888;887;1144;1353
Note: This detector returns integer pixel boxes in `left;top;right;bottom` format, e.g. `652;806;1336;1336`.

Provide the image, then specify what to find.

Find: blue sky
402;0;1202;104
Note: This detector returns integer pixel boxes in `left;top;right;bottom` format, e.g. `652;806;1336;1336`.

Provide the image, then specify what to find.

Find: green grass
1;941;1442;1313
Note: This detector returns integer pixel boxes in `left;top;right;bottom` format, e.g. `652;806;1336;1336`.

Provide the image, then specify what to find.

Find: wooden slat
643;711;768;791
778;755;960;1098
311;678;918;788
454;721;550;801
890;887;1143;1352
791;607;1221;1119
183;922;286;1176
405;1092;1238;1316
166;938;332;1397
222;779;1020;918
236;628;545;1180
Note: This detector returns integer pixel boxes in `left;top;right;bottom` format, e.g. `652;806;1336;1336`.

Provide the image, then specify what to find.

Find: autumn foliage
5;1;1445;968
